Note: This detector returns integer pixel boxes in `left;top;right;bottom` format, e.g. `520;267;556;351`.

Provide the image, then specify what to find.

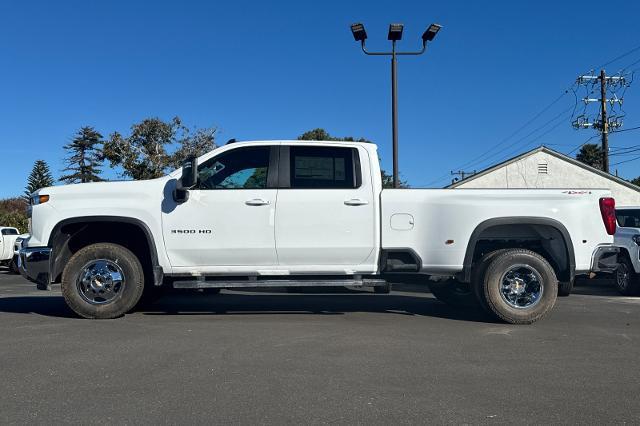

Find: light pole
350;22;441;188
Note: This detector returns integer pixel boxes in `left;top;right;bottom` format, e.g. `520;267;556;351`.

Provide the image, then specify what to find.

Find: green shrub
0;198;28;234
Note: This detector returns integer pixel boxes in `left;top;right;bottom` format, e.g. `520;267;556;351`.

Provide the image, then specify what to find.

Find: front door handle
344;198;369;206
245;198;271;206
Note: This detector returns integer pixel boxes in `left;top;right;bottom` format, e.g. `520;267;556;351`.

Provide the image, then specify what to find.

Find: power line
611;154;640;166
612;125;640;134
422;89;574;187
424;46;640;187
597;44;640;69
567;134;600;155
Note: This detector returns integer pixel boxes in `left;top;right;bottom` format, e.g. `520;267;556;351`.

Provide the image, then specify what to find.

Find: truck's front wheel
479;249;557;324
61;243;145;319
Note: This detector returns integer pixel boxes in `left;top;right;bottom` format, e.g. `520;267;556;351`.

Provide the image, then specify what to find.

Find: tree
630;177;640;187
24;160;54;200
59;126;104;184
297;128;408;188
169;127;217;169
576;144;603;170
102;117;217;180
0;198;28;233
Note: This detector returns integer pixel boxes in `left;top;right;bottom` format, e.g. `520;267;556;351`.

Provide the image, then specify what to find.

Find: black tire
472;249;511;312
373;282;391;294
9;257;19;274
615;256;640;296
61;243;145;319
480;249;558;324
429;279;478;308
557;280;574;297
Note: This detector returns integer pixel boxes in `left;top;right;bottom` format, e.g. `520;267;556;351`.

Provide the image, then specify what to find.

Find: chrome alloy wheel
616;262;630;290
499;264;543;309
76;259;125;305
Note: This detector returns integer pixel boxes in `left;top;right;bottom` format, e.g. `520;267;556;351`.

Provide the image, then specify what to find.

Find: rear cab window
287;146;361;189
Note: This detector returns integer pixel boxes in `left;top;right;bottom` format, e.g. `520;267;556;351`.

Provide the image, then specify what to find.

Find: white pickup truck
19;140;619;323
0;227;21;273
613;207;640;295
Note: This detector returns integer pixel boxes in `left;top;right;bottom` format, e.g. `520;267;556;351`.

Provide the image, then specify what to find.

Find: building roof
446;145;640;193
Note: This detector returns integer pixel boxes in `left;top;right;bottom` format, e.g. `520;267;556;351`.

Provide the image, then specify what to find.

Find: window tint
616;209;640;228
290;146;356;189
197;146;270;190
1;228;18;235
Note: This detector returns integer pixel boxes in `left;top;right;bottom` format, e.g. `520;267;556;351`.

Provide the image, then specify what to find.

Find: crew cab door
162;145;278;268
274;145;376;268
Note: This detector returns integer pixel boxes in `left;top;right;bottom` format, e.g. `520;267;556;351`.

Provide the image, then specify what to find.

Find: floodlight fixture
350;23;367;42
387;23;404;41
422;23;442;42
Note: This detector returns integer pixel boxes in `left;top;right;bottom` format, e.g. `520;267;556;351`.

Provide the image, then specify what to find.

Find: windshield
1;228;18;235
615;209;640;228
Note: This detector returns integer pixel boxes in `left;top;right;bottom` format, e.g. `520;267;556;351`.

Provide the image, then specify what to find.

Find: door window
289;146;358;189
197;146;270;189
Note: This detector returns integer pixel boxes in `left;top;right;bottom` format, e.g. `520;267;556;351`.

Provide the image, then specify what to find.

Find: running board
172;277;387;289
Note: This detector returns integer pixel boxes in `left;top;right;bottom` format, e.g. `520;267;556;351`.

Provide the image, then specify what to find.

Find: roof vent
538;162;548;174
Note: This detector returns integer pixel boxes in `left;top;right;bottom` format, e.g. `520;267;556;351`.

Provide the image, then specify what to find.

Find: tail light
599;197;616;235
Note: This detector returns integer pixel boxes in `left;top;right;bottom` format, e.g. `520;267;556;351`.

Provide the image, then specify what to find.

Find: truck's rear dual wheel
476;249;558;324
61;243;145;319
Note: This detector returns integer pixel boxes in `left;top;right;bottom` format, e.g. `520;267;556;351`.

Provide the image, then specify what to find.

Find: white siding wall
456;151;640;206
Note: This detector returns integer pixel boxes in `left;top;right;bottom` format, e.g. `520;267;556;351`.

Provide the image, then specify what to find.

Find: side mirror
173;157;198;203
180;157;198;188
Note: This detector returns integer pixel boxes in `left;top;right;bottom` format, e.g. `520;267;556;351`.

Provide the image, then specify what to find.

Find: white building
448;146;640;206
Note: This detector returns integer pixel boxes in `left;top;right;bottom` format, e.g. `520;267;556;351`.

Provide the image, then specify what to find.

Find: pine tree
59;126;104;184
576;144;603;171
24;160;54;200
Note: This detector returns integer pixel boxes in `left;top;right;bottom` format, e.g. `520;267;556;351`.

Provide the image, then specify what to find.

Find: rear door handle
245;198;271;206
344;198;369;206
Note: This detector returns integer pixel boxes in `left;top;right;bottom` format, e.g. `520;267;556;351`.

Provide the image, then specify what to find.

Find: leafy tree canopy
0;198;28;233
102;117;216;180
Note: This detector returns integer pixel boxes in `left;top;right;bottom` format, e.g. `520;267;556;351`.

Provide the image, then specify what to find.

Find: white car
19;140;619;323
0;227;21;273
613;207;640;295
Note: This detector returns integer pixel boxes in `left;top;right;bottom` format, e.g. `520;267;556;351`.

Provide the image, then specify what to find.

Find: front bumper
590;245;619;273
18;247;52;290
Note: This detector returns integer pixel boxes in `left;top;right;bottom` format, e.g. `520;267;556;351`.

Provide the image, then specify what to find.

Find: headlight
632;235;640;246
31;194;50;205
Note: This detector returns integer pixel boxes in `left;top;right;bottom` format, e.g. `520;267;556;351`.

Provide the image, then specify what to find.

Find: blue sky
1;0;639;198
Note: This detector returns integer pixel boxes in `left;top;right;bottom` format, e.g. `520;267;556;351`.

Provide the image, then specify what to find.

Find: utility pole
573;69;625;173
350;22;442;188
600;69;609;173
451;170;476;184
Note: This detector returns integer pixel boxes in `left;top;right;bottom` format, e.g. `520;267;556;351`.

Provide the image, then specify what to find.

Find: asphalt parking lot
0;270;639;424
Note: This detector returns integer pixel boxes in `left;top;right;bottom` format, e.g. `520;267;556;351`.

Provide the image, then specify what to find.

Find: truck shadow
0;292;497;323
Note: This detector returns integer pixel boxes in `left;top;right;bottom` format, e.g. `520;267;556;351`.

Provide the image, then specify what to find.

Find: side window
289;146;358;189
1;228;18;235
197;146;270;190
